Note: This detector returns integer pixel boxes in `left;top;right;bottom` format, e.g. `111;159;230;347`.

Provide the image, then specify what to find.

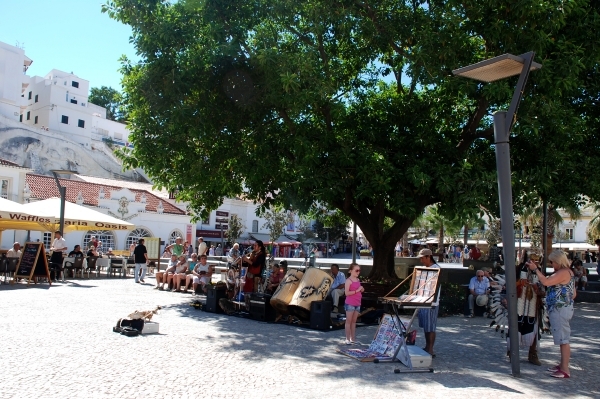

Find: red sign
186;224;193;243
196;230;224;238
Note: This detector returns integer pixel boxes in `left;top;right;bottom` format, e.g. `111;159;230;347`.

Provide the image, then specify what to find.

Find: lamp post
50;170;76;235
453;53;541;377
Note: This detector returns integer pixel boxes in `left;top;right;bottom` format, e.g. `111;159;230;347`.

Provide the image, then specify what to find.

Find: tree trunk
369;245;395;281
463;224;469;247
438;223;444;255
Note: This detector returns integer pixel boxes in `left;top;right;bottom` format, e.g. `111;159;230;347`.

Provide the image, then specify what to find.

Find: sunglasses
353;269;361;272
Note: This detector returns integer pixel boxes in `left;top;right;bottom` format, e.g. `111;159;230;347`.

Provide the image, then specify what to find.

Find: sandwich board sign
13;242;51;286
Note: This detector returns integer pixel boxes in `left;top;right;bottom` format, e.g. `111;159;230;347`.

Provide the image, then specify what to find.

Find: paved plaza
0;277;598;399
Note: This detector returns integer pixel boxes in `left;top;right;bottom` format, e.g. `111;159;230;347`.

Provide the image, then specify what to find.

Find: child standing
344;263;364;344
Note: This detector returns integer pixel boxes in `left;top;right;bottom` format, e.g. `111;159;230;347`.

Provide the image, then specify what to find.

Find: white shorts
193;275;209;285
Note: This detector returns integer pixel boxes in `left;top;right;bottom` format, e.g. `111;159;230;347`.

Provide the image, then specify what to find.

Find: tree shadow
159;301;599;395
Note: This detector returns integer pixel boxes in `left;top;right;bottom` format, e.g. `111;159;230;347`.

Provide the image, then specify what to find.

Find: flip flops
550;369;570;378
547;365;561;372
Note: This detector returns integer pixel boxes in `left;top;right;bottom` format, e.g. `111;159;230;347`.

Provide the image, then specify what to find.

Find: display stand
378;266;441;373
144;237;161;273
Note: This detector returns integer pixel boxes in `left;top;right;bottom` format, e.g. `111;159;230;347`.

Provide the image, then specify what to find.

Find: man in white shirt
197;237;207;257
7;242;22;258
50;231;67;280
327;264;346;313
468;270;490;317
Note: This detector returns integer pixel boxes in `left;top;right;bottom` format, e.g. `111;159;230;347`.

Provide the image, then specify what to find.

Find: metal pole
220;224;224;253
542;201;548;274
351;223;357;263
59;186;66;234
493;111;520;377
326;230;329;258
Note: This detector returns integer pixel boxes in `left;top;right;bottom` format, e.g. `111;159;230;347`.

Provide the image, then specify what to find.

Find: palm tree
517;200;581;256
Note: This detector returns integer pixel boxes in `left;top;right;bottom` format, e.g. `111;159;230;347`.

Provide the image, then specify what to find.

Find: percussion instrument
289;268;333;320
270;268;304;314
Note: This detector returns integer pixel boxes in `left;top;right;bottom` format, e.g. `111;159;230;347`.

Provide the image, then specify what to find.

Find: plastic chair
63;257;85;281
109;258;125;278
86;257;99;278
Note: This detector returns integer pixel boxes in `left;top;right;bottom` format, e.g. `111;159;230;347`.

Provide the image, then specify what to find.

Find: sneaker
469;312;474;318
332;306;338;313
140;279;145;283
344;339;352;345
135;281;140;284
153;286;159;290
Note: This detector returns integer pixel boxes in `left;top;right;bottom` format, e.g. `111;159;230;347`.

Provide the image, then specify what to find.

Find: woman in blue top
527;250;575;378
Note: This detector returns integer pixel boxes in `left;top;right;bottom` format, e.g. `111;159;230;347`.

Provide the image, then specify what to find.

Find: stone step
575;290;600;303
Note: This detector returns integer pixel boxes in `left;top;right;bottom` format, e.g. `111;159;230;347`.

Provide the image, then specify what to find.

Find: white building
19;69;130;148
0;41;32;122
21;173;193;254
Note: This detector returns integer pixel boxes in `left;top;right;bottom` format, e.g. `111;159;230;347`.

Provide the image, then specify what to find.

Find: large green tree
104;0;600;279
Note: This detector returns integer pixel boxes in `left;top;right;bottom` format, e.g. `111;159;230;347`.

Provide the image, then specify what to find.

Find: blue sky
0;0;137;91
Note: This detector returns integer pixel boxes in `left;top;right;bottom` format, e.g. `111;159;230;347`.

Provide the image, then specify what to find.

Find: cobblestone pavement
1;278;598;399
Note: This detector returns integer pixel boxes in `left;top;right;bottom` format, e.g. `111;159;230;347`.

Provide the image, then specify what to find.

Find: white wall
0;41;31;122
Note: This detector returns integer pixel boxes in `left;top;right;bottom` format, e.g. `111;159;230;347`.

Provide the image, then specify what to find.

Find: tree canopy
104;0;600;278
88;86;128;122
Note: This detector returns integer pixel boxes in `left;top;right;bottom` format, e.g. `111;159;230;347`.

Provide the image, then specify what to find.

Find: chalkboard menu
14;242;51;286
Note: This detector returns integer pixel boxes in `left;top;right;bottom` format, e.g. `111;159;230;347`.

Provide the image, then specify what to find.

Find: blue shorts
345;304;360;312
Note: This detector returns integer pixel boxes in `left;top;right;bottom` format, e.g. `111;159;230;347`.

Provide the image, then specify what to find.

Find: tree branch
455;96;490;152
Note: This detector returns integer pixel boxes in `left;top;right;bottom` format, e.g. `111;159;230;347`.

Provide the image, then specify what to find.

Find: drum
289;268;333;320
270;269;304;314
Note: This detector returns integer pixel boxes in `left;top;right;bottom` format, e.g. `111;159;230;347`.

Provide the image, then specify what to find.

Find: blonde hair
548;250;569;269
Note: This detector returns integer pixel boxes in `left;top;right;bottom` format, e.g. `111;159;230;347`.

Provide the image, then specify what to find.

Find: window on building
34;94;38;103
252;220;258;233
126;228;153;250
72;81;79;88
78;119;85;128
19;114;23;122
202;217;210;225
28;91;32;100
61;115;68;124
0;179;8;199
83;230;116;254
70;99;78;105
169;230;184;244
34;116;38;124
566;228;574;240
81;103;85;107
43;232;52;248
26;111;30;120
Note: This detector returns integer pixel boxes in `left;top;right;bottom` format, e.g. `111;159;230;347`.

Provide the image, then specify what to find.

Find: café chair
3;258;19;283
86;257;99;278
108;258;125;278
63;257;84;281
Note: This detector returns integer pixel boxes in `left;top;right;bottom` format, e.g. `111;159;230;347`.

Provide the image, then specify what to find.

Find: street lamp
453;52;542;377
50;170;77;235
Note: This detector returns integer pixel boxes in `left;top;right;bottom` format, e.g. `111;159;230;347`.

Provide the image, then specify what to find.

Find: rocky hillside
0;114;141;181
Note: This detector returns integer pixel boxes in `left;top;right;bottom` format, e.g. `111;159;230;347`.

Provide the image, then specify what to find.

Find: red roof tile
0;158;27;168
25;174;186;215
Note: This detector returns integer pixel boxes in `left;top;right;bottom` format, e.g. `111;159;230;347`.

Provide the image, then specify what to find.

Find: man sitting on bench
327;264;346;313
468;270;490;317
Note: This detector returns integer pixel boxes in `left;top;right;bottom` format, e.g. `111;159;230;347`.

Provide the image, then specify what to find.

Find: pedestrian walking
134;239;148;283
